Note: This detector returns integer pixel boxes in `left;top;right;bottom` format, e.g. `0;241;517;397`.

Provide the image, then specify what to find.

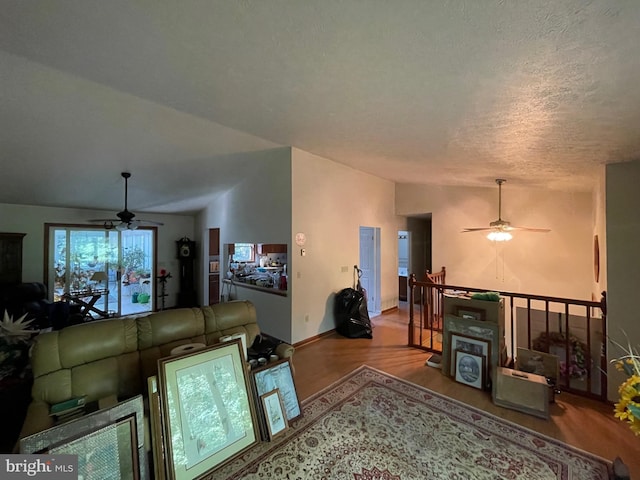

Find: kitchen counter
222;279;287;297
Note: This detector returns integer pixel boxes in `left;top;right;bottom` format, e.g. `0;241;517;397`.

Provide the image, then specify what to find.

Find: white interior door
359;226;380;315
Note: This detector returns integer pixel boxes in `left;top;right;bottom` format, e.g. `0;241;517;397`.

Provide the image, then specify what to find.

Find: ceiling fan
89;172;164;230
462;179;549;241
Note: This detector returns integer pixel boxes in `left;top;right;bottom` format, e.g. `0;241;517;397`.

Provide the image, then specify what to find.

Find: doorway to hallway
398;215;432;300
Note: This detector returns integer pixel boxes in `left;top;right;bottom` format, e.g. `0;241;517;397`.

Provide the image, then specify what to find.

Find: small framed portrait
260;389;289;440
454;306;486;322
454;350;486;390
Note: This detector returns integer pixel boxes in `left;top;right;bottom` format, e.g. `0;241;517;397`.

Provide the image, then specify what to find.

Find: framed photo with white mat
157;339;259;480
260;388;289;440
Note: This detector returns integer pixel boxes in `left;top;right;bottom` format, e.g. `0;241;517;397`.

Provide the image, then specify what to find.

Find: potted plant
0;310;38;381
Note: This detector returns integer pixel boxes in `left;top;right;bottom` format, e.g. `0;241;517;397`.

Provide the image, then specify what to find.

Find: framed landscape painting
157;339;259;480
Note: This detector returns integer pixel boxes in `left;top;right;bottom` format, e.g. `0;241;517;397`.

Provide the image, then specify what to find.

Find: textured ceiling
1;1;640;214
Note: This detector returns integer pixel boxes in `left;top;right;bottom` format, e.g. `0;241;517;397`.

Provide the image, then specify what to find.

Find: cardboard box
492;367;550;419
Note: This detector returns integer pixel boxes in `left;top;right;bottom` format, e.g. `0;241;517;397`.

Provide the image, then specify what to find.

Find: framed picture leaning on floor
157;339;259;480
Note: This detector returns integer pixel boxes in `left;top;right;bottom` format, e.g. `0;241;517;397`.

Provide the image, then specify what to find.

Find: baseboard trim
381;306;398;315
294;328;336;348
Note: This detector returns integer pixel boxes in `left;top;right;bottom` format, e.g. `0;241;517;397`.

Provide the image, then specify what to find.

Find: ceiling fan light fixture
487;231;512;242
88;172;164;229
462;178;549;240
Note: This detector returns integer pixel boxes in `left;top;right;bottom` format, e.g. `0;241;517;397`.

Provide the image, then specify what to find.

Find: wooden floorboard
293;304;639;476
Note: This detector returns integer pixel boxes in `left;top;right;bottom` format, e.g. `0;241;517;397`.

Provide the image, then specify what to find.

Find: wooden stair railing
408;274;608;401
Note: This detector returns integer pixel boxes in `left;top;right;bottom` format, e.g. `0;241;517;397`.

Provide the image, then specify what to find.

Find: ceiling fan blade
462;227;494;232
506;226;550;233
462;179;549;236
136;219;164;227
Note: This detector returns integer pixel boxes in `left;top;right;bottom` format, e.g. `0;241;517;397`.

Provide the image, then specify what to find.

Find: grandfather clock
176;236;197;307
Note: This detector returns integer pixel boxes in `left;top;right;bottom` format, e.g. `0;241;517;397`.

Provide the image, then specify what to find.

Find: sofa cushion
30;318;141;405
202;301;260;347
137;308;205;349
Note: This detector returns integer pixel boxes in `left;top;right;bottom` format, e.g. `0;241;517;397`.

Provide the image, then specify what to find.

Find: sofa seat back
137;302;260;383
30;317;140;406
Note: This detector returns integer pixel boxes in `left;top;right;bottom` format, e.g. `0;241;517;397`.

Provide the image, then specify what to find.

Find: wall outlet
304;314;310;323
341;266;348;272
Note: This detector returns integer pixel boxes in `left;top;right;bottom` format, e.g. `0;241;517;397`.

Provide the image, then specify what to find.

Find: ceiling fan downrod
122;172;131;213
496;178;506;222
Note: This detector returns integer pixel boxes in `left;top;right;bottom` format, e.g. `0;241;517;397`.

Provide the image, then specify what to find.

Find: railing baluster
564;305;570;390
586;305;592;395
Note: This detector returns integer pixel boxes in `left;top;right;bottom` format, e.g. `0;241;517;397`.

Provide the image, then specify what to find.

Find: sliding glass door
47;225;156;318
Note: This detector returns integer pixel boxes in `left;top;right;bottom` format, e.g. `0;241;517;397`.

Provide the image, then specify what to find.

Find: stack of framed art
20;395;149;480
250;357;301;441
150;339;302;479
442;295;506;391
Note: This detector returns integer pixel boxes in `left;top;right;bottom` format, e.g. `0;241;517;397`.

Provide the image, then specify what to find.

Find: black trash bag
334;287;373;339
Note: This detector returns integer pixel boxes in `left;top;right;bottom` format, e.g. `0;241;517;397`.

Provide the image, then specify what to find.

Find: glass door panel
120;229;154;316
49;226;155;318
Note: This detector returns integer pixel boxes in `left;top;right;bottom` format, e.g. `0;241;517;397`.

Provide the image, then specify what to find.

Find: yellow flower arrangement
611;339;640;436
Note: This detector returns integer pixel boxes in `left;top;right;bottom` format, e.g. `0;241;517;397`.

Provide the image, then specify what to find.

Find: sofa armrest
16;400;54;450
275;343;295;361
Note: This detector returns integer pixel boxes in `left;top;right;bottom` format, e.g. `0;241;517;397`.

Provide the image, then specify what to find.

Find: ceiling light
487;231;512;242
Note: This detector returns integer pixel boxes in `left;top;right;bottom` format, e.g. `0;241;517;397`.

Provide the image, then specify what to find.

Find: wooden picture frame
442;315;502;382
454;349;486;390
454;305;486;322
260;389;289;440
515;347;559;384
20;395;148;480
251;358;302;439
147;375;166;480
157;339;259;480
448;333;491;388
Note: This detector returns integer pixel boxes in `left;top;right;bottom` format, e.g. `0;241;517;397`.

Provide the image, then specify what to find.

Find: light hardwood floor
292;305;639;477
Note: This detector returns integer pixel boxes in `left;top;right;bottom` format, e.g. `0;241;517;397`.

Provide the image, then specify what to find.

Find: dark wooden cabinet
0;233;26;285
208;274;220;305
257;243;287;254
209;228;220;256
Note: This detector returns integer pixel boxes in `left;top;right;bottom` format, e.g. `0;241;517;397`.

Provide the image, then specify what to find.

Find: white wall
291;148;399;344
0;203;194;308
199;147;293;342
396;183;593;300
605;160;640;401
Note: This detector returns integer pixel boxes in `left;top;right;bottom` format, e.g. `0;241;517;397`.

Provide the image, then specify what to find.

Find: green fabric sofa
18;300;294;442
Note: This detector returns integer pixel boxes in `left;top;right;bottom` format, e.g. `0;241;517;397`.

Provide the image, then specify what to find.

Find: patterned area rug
215;366;610;479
